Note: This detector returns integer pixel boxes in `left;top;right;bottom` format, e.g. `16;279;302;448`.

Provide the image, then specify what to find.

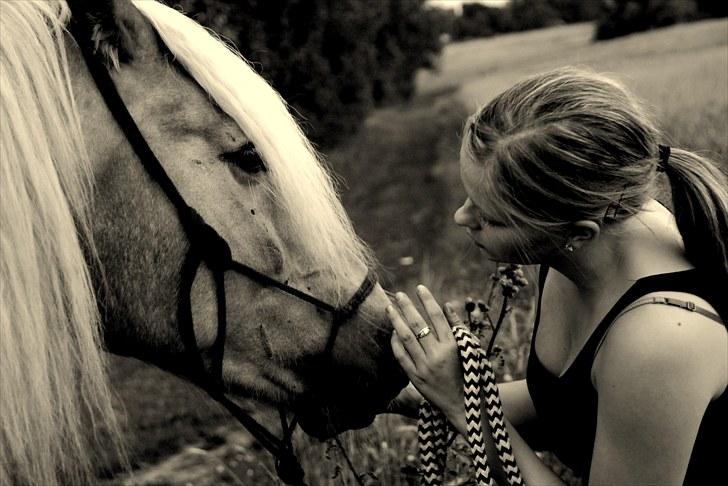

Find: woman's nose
454;199;479;229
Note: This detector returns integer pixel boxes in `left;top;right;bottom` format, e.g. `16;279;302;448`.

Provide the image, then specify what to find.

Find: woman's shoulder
587;296;726;486
592;295;727;401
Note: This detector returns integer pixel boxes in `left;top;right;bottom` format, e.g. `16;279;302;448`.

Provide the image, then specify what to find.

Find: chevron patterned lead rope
417;325;525;486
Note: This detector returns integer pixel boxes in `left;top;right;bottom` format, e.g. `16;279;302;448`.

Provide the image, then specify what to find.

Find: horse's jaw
295;398;383;440
294;363;408;439
298;412;377;440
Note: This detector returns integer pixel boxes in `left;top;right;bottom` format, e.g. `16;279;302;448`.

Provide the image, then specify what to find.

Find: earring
564;243;574;252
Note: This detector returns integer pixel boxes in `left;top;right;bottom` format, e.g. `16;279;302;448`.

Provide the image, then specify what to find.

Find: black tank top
526;267;726;485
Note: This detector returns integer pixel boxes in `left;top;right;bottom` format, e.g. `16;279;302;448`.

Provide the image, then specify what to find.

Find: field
105;19;728;485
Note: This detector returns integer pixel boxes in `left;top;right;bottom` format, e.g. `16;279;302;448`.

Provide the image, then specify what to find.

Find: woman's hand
387;285;466;423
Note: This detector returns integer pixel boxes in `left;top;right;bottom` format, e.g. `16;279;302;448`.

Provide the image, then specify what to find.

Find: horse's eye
220;144;266;174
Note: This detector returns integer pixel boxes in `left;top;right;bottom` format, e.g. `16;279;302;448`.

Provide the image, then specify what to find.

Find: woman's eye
219;144;266;174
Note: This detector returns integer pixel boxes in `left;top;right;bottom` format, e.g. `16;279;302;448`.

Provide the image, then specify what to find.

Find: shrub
595;0;708;41
452;0;601;41
175;0;443;147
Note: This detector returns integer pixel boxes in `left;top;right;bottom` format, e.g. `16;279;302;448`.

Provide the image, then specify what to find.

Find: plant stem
486;295;509;358
333;435;365;486
486;274;500;309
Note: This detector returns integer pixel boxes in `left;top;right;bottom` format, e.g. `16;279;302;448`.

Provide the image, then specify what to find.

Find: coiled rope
417;324;525;486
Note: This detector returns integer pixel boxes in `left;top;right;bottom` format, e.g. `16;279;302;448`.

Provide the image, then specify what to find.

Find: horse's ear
67;0;162;67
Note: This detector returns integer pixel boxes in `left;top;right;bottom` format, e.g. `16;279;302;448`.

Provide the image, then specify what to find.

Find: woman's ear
67;0;163;66
567;220;601;250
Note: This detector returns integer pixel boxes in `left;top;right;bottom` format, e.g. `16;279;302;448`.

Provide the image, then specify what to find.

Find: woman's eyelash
219;143;266;174
478;214;506;228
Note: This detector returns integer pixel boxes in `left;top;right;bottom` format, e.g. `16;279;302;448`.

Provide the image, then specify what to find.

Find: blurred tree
453;3;512;40
452;0;600;41
175;0;442;146
508;0;562;31
546;0;602;23
695;0;728;18
373;0;443;101
594;0;724;41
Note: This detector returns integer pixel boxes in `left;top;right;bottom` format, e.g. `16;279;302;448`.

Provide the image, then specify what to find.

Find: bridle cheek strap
177;239;377;485
325;271;376;355
69;12;377;486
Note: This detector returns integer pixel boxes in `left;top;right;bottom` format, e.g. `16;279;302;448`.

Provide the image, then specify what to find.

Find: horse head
1;2;406;482
71;0;407;436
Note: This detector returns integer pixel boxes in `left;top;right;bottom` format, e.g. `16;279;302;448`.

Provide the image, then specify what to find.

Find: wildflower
497;264;529;298
465;298;491;331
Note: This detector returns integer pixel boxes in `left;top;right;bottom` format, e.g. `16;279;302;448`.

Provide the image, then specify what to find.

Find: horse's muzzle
295;345;408;439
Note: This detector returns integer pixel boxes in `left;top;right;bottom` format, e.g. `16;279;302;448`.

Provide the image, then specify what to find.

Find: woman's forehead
459;152;486;199
459;153;506;219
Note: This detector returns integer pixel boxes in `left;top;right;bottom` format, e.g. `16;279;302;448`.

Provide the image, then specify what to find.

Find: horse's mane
0;2;125;485
133;0;376;302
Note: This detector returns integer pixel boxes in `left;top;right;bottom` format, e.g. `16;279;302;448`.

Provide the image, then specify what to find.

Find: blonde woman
387;68;727;485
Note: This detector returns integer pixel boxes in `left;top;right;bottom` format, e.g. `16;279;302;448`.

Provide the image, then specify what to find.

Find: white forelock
133;0;375;301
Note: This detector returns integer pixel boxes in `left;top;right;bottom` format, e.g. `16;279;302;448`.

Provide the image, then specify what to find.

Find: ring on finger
415;326;431;340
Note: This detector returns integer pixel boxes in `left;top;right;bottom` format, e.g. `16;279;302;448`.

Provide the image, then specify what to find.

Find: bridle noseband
69;15;376;486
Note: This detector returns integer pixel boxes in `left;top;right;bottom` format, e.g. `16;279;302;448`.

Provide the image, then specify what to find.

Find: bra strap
613;296;723;325
592;295;724;364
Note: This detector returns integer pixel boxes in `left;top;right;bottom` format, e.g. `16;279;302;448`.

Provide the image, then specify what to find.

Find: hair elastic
603;186;626;222
657;144;671;172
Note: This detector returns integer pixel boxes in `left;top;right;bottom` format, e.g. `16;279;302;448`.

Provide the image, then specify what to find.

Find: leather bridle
69;15;376;486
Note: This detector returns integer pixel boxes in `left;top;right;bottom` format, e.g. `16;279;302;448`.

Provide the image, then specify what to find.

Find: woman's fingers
387;304;427;366
394;292;439;352
395;292;429;332
415;285;452;341
390;334;418;381
443;302;465;328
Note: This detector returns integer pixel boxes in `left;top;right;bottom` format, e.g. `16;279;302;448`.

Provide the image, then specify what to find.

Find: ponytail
664;149;728;283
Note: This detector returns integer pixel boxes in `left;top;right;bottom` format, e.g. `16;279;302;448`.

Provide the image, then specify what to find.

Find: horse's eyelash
219;144;267;173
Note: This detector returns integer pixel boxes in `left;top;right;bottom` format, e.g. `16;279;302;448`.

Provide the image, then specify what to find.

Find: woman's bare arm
588;304;726;485
387;379;536;425
498;379;537;426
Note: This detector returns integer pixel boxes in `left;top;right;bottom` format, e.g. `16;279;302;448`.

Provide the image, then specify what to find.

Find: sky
426;0;510;13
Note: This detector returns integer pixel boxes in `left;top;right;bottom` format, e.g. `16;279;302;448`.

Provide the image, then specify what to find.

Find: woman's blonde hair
464;67;728;281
